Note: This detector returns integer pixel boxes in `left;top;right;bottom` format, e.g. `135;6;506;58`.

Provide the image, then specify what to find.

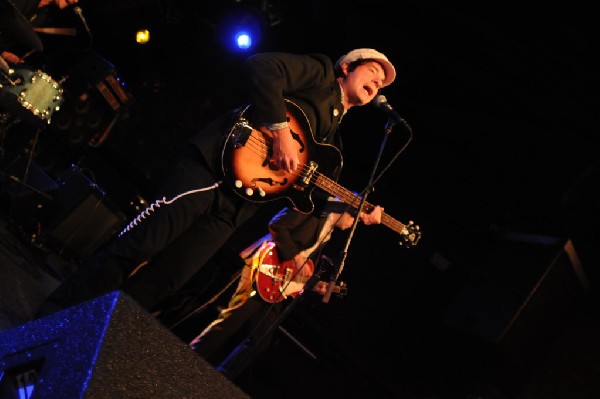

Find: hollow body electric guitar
222;99;422;247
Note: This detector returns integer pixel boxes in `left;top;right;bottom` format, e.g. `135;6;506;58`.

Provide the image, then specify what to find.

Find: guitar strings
242;131;411;236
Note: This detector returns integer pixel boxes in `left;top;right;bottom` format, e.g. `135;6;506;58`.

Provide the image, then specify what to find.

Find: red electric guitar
252;240;346;303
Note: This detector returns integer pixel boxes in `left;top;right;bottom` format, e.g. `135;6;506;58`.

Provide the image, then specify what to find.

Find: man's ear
340;63;349;76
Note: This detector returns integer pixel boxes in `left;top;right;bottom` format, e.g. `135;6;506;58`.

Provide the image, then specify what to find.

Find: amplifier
45;165;127;263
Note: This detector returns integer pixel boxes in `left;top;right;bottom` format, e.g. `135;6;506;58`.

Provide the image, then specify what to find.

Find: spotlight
217;4;266;53
136;29;150;45
235;32;252;49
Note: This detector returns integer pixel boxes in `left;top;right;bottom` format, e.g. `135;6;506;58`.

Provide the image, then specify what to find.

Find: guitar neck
314;175;406;234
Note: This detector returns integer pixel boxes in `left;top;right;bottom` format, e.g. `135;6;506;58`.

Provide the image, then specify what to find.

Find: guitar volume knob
245;187;254;196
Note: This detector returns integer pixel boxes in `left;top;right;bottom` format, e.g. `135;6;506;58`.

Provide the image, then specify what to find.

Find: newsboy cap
335;48;396;87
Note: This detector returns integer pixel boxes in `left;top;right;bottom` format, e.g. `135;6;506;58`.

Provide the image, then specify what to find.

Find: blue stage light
217;5;265;53
235;32;252;49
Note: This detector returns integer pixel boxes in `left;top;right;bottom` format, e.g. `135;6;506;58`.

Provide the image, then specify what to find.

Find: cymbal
0;0;43;51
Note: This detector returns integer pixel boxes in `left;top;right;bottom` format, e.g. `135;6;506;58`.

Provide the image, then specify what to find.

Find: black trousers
41;156;261;312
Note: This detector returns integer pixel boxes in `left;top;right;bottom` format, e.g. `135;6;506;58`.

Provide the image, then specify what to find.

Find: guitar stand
216;256;332;380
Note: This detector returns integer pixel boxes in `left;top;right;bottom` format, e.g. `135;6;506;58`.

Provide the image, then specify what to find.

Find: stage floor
1;212;600;398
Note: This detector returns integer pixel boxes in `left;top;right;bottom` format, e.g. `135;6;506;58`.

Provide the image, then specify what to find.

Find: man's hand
293;253;312;278
1;51;24;64
312;281;328;295
270;127;299;172
360;205;384;225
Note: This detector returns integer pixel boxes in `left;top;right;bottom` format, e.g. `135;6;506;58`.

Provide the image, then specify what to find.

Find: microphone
73;6;91;36
372;94;406;125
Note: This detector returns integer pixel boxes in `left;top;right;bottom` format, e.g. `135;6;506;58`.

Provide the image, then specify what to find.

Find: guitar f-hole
252;177;288;187
290;128;306;153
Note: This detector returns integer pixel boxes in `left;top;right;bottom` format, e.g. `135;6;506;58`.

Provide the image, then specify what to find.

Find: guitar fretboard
314;175;406;234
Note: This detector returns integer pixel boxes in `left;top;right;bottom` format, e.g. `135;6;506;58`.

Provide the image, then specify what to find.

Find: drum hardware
0;67;65;126
1;167;53;200
0;124;53;201
0;111;14;158
33;27;77;36
0;76;55;202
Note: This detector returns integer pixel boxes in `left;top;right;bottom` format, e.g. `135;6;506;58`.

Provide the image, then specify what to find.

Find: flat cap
335;48;396;87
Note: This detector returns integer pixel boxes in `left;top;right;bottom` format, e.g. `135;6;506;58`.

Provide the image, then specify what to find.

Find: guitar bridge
231;118;253;148
293;161;318;190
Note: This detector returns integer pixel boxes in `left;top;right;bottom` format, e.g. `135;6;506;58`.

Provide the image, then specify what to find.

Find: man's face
341;61;385;106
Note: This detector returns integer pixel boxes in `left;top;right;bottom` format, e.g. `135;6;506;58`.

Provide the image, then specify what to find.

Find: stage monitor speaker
0;291;250;399
442;234;589;393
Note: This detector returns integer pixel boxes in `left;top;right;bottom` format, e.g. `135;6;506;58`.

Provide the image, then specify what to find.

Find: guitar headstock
400;220;421;248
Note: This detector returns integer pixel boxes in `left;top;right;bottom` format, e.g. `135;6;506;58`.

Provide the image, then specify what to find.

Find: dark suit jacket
188;52;346;216
268;206;328;263
189;52;345;177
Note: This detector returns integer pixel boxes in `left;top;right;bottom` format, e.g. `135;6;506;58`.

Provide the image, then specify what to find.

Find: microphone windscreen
372;94;388;108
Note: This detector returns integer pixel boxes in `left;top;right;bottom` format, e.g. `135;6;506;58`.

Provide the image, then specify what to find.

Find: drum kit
0;0;65;198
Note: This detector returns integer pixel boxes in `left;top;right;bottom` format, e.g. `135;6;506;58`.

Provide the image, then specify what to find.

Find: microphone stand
217;256;330;380
322;117;395;302
217;117;397;379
